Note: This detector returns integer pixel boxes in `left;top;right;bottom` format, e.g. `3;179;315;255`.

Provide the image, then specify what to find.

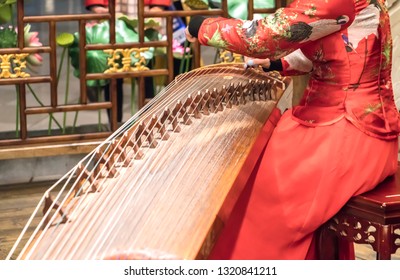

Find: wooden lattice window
0;0;288;149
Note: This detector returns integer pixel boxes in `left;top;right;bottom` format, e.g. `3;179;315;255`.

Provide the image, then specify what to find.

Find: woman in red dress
186;0;400;259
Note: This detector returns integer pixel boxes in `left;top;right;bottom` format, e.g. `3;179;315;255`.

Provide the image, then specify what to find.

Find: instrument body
8;64;291;260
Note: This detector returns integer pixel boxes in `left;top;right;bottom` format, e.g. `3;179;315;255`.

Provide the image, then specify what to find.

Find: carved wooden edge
195;216;225;260
319;212;400;259
0;140;101;160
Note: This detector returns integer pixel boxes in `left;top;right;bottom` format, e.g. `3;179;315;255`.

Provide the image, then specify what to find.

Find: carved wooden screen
0;0;286;148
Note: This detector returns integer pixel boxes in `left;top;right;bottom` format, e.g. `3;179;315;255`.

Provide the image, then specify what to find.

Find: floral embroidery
382;38;392;69
221;24;233;33
364;103;382;114
303;5;317;18
196;0;399;139
264;9;291;39
204;24;230;49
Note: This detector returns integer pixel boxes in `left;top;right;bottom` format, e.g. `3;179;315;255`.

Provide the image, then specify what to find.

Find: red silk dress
194;0;400;259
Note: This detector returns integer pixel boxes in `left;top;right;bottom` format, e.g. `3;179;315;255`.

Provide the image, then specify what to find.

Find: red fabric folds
209;110;398;260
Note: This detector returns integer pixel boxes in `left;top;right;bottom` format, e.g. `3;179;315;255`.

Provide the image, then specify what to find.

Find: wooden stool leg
376;225;392;260
316;225;339;260
377;252;392;260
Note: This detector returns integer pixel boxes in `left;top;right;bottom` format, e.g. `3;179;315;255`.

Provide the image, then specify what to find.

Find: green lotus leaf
118;15;161;42
0;26;16;48
0;5;11;23
118;15;161;31
114;19;139;43
69;32;107;87
56;32;74;47
69;19;155;87
0;0;16;7
144;27;162;42
0;0;15;23
184;0;209;10
208;0;275;19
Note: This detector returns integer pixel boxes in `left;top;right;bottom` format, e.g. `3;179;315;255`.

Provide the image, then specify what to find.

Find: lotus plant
23;24;43;67
0;1;50;136
0;0;15;24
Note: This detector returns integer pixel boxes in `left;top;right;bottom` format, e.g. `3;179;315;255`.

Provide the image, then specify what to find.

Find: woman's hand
185;27;197;43
244;57;271;70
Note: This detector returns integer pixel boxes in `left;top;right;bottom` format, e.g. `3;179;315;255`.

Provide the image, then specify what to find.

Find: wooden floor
0;181;57;260
0;181;399;260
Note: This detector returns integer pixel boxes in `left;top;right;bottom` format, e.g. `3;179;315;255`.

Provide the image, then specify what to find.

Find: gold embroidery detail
364;103;382;114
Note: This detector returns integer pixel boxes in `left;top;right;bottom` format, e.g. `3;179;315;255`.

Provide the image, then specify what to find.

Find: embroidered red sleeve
197;0;356;60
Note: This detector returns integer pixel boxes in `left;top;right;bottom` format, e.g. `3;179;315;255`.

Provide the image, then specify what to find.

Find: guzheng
7;63;291;260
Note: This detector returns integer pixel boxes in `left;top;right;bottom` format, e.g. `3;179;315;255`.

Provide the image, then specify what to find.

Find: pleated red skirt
209;109;398;260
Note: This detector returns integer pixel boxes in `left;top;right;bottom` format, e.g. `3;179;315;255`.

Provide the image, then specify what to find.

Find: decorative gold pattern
13;54;31;78
104;48;150;73
0;53;30;79
219;50;243;64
